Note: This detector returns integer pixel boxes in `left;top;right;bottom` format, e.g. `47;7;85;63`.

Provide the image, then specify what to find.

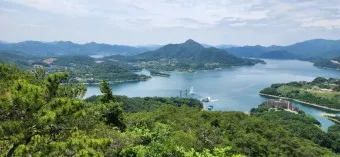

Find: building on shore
264;99;299;111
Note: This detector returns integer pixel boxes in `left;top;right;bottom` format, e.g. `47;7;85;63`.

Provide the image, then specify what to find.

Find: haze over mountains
0;39;339;60
225;39;340;59
0;41;154;56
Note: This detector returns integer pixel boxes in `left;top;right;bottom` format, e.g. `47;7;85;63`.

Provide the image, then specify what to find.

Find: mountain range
224;39;340;59
0;39;339;60
0;41;153;56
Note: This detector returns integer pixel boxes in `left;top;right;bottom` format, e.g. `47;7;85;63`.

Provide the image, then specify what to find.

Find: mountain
224;39;340;59
0;41;151;57
313;56;340;70
0;50;37;67
283;39;340;57
135;39;263;66
259;50;300;60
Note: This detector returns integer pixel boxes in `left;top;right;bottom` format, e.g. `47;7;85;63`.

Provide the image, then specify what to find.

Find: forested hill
225;39;340;59
135;39;264;66
313;56;340;70
0;50;42;67
0;41;151;56
1;63;340;156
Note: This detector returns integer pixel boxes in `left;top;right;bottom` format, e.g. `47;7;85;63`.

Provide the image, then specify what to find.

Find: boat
189;86;195;95
201;97;212;102
207;105;213;111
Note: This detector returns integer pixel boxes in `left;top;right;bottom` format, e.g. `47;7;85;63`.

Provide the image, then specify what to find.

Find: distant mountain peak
183;39;203;48
184;39;199;44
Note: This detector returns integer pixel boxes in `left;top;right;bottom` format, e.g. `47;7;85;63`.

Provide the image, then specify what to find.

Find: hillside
1;64;340;156
0;50;38;67
225;39;340;59
260;77;340;110
133;39;264;71
0;41;151;56
313;56;340;70
259;50;300;60
47;56;150;82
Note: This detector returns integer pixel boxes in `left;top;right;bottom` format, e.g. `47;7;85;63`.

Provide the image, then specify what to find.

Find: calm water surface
85;59;340;130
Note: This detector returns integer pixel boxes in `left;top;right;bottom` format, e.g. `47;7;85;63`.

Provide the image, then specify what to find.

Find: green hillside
1;64;340;156
137;39;263;65
126;39;265;71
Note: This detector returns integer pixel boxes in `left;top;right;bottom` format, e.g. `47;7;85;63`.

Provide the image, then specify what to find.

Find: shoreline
321;114;340;124
79;78;150;85
259;93;340;112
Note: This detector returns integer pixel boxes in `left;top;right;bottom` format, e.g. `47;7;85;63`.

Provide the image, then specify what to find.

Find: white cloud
302;18;340;29
1;0;340;45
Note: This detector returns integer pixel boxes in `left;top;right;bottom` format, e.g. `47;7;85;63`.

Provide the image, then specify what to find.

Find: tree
312;77;328;84
32;67;46;83
0;71;89;156
98;80;125;130
99;80;114;103
44;73;69;100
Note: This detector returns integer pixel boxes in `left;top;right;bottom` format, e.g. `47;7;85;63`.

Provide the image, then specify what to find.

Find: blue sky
1;0;340;46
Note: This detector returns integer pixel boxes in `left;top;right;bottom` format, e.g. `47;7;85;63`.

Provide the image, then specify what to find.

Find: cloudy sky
1;0;340;46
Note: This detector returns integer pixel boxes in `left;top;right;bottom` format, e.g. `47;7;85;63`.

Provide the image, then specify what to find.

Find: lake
85;59;340;130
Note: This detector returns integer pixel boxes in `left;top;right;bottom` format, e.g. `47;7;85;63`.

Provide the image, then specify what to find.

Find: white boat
207;105;214;110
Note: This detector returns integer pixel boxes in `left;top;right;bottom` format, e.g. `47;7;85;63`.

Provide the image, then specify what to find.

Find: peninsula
259;77;340;111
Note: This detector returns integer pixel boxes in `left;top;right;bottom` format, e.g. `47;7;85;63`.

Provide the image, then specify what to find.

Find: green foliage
260;78;340;109
48;56;150;83
44;72;69;99
89;61;150;81
0;50;36;68
1;64;340;156
99;80;114;103
313;77;329;84
124;106;338;156
86;95;203;113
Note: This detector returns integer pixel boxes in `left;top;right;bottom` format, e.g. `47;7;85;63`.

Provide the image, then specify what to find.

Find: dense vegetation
1;64;340;156
86;95;202;113
260;77;340;109
49;56;150;83
0;53;150;83
88;61;150;82
0;50;38;68
149;70;170;77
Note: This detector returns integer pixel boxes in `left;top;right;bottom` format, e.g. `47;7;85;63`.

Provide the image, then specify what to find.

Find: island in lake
108;39;265;72
260;77;340;111
313;56;340;70
149;70;170;77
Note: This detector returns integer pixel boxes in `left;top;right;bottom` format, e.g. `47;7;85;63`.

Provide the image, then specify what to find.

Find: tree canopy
1;64;340;156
